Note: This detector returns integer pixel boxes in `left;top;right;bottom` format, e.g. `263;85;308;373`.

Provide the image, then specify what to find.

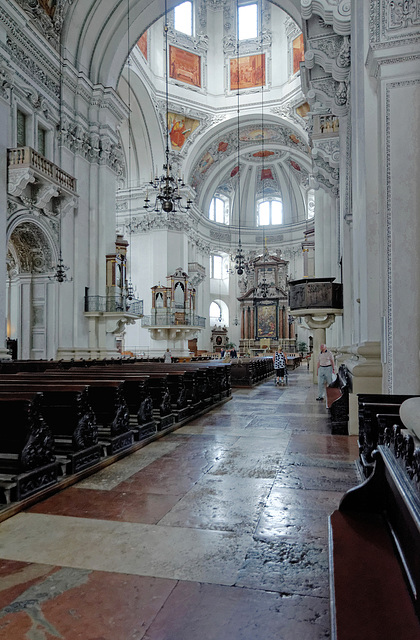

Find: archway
7;220;58;360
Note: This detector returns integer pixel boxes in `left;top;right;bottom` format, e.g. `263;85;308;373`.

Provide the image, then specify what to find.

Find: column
0;86;11;359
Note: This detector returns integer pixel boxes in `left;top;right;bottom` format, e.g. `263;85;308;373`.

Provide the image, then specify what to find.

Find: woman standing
273;348;287;385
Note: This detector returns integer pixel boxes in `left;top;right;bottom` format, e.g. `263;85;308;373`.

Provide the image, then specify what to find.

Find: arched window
210;301;222;324
209;196;229;225
174;1;193;36
257;199;283;226
210;300;229;326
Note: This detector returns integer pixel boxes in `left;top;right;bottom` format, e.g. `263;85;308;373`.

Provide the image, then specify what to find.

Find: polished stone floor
0;368;360;639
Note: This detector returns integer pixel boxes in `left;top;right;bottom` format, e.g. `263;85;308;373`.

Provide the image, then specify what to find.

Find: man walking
316;344;334;401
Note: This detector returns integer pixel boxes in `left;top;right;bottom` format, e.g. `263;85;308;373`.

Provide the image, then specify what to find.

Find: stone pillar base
339;342;383;435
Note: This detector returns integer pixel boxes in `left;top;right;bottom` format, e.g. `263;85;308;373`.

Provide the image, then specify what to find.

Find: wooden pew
0;384;101;476
329;428;420;638
8;374;134;456
357;394;419;476
326;364;352;435
96;362;219;412
27;368;157;441
0;391;60;503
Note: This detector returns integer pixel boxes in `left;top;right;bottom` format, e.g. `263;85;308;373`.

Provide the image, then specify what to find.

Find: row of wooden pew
229;357;275;387
0;360;235;506
329;392;420;637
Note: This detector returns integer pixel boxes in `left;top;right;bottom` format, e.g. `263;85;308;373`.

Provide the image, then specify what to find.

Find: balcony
142;313;205;328
7;147;77;212
84;296;143;317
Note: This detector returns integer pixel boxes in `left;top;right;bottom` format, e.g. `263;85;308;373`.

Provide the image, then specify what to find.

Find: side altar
237;250;296;355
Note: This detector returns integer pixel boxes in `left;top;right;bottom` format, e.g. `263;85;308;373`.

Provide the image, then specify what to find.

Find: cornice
370;0;420;48
301;0;351;36
5;35;60;99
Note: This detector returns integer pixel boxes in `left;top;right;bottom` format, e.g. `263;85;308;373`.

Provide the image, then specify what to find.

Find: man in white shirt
316;344;334;401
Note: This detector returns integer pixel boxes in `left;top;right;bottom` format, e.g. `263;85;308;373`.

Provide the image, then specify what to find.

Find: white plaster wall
385;78;420;393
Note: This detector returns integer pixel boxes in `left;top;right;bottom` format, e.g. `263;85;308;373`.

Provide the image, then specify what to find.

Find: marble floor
0;368;360;640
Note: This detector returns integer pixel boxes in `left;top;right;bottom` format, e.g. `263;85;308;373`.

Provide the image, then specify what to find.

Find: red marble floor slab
142;580;330;640
116;456;211;495
27;487;183;523
286;433;359;460
0;560;56;609
0;561;176;640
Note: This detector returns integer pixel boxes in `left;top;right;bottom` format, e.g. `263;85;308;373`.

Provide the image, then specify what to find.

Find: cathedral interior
0;1;419;638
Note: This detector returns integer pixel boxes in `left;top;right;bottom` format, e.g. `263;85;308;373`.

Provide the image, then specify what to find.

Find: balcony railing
8;147;77;193
84;296;144;316
142;313;206;328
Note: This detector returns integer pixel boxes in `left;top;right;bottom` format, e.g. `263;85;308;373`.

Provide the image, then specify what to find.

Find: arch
210;298;229;326
63;0;302;88
7;218;57;275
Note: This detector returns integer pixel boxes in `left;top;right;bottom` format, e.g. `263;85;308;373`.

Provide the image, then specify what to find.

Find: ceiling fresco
190;122;310;194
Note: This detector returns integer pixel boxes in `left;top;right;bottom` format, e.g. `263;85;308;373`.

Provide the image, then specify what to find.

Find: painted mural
253;150;274;158
240;128;277;142
261;168;274;180
170;46;201;88
257;304;277;338
39;0;57;17
137;32;148;60
190;124;309;195
230;54;265;90
167;112;199;150
296;102;310;118
293;34;304;75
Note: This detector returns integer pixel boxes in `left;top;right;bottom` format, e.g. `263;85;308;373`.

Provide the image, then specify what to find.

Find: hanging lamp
144;0;192;213
234;0;245;276
126;0;134;301
51;0;71;283
258;5;269;299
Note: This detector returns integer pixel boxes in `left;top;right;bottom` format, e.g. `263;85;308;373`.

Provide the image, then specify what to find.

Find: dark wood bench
0;381;104;474
230;357;274;387
10;374;134;456
329;429;420;639
0;392;60;503
33;368;157;441
81;367;190;423
97;362;219;413
357;394;419;476
326;364;352;435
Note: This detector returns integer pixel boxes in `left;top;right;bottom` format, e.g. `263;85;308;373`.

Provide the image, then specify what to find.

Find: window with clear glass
238;3;258;40
38;127;46;157
209;196;229;225
174;1;193;36
210;255;223;280
210;301;222;323
257;199;283;226
17;110;26;147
